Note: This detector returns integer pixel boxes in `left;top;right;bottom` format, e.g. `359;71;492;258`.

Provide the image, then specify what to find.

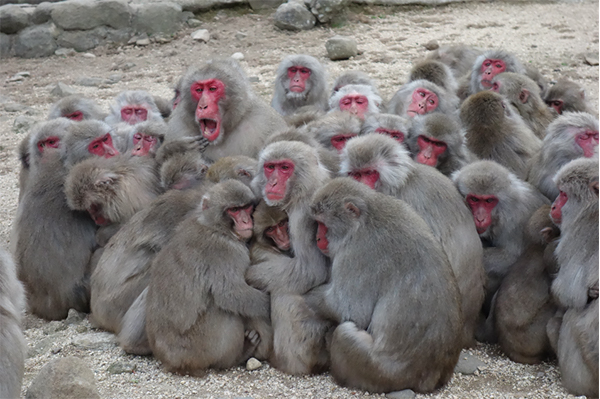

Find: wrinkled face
480;59;506;88
550;190;567;225
466;194;498;234
132;132;159;157
191;79;226;142
37;136;60;155
315;221;329;256
575;129;599;158
287;66;311;93
88;133;119;158
406;88;438;117
339;94;369;119
415;135;447;167
227;204;254;241
348;168;380;190
265;219;290;251
263;160;295;203
330;134;357;152
65;111;84;121
375;127;405;143
121;105;148;125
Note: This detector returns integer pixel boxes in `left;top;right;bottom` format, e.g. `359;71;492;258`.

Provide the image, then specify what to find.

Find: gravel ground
1;1;598;398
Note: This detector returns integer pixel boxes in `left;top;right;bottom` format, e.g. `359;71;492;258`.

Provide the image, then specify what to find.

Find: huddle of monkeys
0;46;598;397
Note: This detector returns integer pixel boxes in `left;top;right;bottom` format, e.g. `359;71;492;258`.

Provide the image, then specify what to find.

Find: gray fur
425;44;483;78
408;59;458;94
63;120;128;167
129;119;167;156
387;79;459;118
47;95;106;121
105;90;163;126
328;84;382;116
330;70;379;96
544;79;594;115
361;113;411;145
468;49;526;96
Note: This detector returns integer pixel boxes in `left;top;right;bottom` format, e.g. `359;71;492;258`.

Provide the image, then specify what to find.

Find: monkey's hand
588;282;599;301
155;137;210;164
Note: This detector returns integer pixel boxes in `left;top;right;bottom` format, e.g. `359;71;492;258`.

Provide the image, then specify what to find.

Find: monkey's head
206;155;257;188
362;113;409;145
460;91;511;128
410;113;461;168
310;111;362;153
29;119;72;166
253;200;290;252
131;120;166;157
551;158;599;224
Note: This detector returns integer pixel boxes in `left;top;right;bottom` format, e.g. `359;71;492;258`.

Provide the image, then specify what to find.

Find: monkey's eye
364;170;375;176
289;67;298;74
265;226;275;234
196;87;203;93
356;98;366;104
434;141;445;148
278;220;286;227
483;61;492;67
123;108;133;115
280;165;289;170
39;142;45;148
428;98;436;105
134;133;142;140
135;109;144;115
299;68;311;75
421;136;431;143
486;198;495;203
341;98;352;106
102;135;109;142
265;164;275;170
48;140;56;145
468;196;479;203
419;91;426;97
92;143;100;149
495;63;503;69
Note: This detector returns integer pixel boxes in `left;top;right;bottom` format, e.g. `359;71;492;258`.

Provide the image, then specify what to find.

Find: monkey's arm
246;255;293;292
155;136;209;164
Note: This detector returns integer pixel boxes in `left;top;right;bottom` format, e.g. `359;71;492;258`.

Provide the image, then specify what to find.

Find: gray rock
191;28;210;42
0;4;30;34
246;357;262;370
310;0;349;23
57;28;103;52
43;320;67;334
107;362;137;374
13;115;36;134
424;39;439;50
131;3;182;35
136;38;150;46
13;22;58;58
31;2;54;24
235;31;247;40
103;26;133;45
76;77;104;87
325;35;357;60
0;32;12;58
175;0;246;13
50;82;79;97
454;350;486;375
107;74;122;83
273;1;316;31
231;52;244;61
180;10;194;22
51;0;131;31
71;332;116;349
25;357;100;399
386;389;416;399
4;102;28;112
28;335;57;358
75;325;88;333
65;308;85;325
585;53;599;66
248;0;285;10
55;47;76;56
187;18;202;28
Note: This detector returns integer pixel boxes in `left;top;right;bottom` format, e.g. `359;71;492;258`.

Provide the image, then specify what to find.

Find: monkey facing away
146;180;270;375
47;95;106;121
309;177;462;393
271;54;328;116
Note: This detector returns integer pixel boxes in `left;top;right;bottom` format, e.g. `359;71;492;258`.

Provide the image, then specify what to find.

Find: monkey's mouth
481;80;492;88
200;119;220;142
236;228;253;241
290;84;304;93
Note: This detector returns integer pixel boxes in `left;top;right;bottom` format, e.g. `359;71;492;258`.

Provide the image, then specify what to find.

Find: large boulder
0;4;30;34
31;2;55;24
25;357;100;399
310;0;350;23
274;1;316;31
13;22;58;58
131;2;182;35
51;0;131;31
325;35;357;60
0;32;13;58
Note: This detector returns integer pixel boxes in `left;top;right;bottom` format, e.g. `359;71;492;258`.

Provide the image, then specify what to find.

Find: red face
37;136;61;154
263;160;295;202
88;203;109;226
287;66;311;93
339;94;369;119
415;135;447;167
406;88;439;117
480;58;506;88
65;111;84;121
316;221;329;256
121;106;148;125
575;129;599;158
88;133;119;158
375;127;405;143
265;219;290;251
191;79;226;142
348;168;380;190
330;134;357;152
546;99;563;114
550;191;567;225
466;194;499;234
131;132;158;157
227;204;254;241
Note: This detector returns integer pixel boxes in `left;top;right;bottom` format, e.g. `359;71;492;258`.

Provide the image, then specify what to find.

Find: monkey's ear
540;227;556;244
579;88;586;100
590;181;599;198
237;168;252;179
344;201;361;219
201;195;211;211
519;89;529;104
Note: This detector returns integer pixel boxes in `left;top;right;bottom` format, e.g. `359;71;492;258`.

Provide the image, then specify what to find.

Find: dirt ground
1;1;598;398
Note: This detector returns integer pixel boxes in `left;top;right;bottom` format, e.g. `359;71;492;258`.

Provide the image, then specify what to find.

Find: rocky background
0;0;598;398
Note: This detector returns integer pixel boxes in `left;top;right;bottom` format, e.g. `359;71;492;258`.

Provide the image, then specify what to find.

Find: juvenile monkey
360;113;411;146
544;79;595;115
129;120;167;157
466;49;526;98
307;111;363;155
387;79;459;119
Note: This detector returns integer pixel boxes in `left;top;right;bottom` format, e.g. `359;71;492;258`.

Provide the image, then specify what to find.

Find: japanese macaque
330;70;379;96
249;201;292;266
271;54;328;116
340;134;485;347
0;248;26;399
206;155;257;187
466;49;526;97
308;111;363;154
146;180;270;375
387;79;459;118
130;120;167;157
105;90;163;126
159;150;210;191
453;160;549;341
527;112;599;200
490;72;555;139
13;119;97;320
524;65;549;96
328;84;382;120
361;113;411;146
167;58;287;162
460;91;541;179
249;141;332;375
17;133;31;202
407;59;458;95
549;158;599;398
407;113;475;176
544;79;594;115
152;95;173;120
309;178;462;393
47;95;106;121
171;76;183;111
493;205;559;364
63;120;125;167
425;44;483;78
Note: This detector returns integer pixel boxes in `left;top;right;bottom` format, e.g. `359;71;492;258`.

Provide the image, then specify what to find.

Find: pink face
375;127;405;143
480;58;506;88
88;133;119;158
263;160;295;202
547;99;563;114
330;134;357;152
550;191;567;225
226;204;254;241
121;106;148;125
316;221;329;256
265;219;290;251
287;66;311;93
406;88;439;117
88;203;109;226
575;129;599;158
339;94;369;119
191;79;226;142
348;168;380;190
65;111;84;121
131;132;159;157
466;194;499;234
415;135;447;167
37;136;60;154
